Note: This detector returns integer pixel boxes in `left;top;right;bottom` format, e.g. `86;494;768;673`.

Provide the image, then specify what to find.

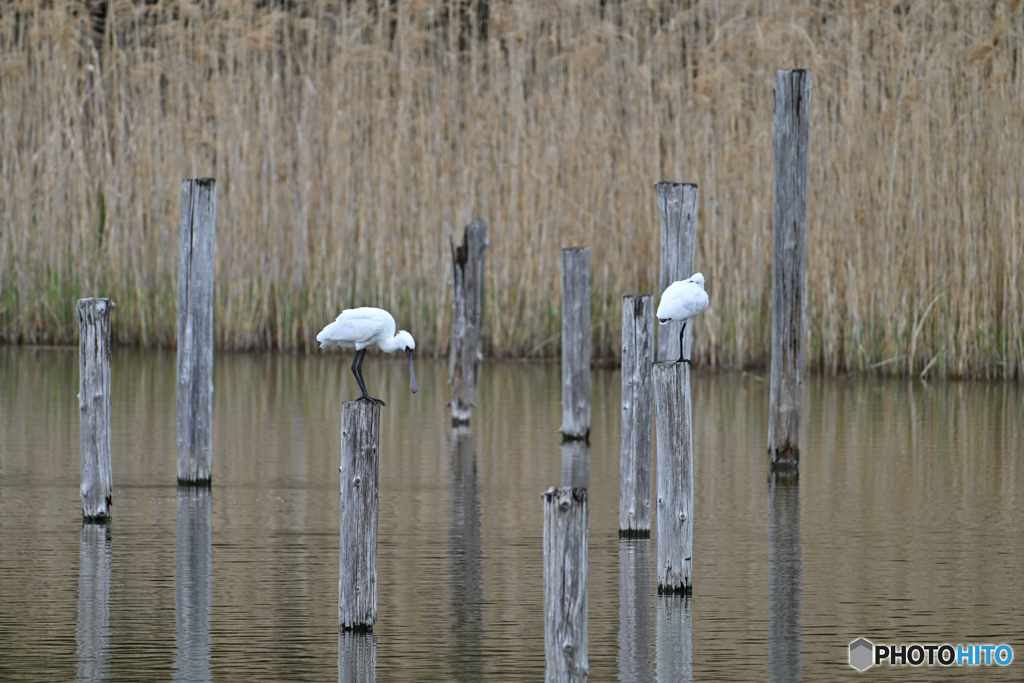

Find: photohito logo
849;638;1014;671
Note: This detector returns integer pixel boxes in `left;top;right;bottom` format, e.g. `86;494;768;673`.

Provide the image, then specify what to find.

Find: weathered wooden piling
619;295;654;537
177;178;217;484
768;69;811;470
655;182;699;363
77;298;115;522
339;401;381;631
449;219;488;425
542;486;588;683
653;362;693;593
617;538;653;683
560;247;591;441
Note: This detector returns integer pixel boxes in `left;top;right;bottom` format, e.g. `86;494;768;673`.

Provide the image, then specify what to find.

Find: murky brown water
1;347;1021;681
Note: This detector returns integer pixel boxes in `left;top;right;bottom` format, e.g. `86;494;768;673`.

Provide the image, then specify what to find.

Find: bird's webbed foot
358;395;386;407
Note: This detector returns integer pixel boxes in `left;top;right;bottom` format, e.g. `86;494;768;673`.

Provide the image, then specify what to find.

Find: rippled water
1;347;1021;681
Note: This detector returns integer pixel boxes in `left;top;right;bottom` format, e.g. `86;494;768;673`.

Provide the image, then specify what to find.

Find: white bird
657;272;709;364
316;307;418;406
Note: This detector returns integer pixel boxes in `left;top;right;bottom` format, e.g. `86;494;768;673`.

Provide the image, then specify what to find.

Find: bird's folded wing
318;309;388;345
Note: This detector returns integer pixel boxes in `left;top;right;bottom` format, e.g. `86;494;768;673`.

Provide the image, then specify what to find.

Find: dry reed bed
1;0;1021;377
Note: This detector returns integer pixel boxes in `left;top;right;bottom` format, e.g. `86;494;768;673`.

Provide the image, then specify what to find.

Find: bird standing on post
657;272;709;364
316;307;418;406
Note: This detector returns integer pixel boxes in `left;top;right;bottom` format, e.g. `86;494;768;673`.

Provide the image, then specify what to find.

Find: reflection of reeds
1;1;1021;377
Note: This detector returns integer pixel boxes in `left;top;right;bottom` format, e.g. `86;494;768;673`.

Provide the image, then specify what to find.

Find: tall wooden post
655;182;698;363
560;247;591;441
77;297;115;522
449;219;488;425
619;295;654;536
768;69;811;469
542;486;588;683
618;538;653;683
653;362;693;593
339;401;380;631
177;178;217;484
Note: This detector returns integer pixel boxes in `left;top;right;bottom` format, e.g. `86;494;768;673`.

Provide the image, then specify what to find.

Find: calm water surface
1;347;1021;681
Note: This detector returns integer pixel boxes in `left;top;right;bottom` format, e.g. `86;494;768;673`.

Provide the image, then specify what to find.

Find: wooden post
339;632;377;683
619;294;654;536
655;182;698;363
77;297;115;522
177;178;217;484
617;538;653;683
653;362;693;593
542;486;588;683
768;69;811;469
174;485;211;681
339;401;380;631
449;219;488;425
768;471;803;680
560;247;591;441
76;523;111;680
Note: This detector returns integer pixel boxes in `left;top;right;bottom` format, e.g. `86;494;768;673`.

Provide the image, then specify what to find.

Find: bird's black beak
405;347;418;393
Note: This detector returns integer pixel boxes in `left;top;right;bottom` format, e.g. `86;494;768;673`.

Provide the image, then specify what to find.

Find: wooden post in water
768;69;811;470
339;401;380;631
542;486;588;683
619;294;654;537
653;362;693;593
560;247;591;441
177;178;217;484
655;182;698;363
449;219;488;425
77;298;115;522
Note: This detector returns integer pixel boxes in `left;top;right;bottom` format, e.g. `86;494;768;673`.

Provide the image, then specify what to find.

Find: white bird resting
316;307;418;406
656;272;709;364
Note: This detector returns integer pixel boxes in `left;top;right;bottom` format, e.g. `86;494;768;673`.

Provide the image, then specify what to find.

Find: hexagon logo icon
849;638;874;671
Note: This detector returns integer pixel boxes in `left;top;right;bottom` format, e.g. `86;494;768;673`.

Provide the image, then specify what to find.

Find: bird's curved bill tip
406;348;418;393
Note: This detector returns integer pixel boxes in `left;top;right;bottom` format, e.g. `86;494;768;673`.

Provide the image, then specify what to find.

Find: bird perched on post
316;307;418;406
657;272;709;364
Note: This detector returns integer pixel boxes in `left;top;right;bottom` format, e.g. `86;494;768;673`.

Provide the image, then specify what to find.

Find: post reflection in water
175;485;212;683
339;631;377;683
77;523;111;683
767;471;802;682
655;593;692;682
561;440;591;490
449;426;484;678
617;538;653;683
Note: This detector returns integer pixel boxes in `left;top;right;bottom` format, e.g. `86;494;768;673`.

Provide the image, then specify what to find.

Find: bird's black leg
677;322;691;365
352;349;385;406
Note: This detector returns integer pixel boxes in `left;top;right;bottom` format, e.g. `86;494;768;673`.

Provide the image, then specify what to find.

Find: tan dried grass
1;0;1021;378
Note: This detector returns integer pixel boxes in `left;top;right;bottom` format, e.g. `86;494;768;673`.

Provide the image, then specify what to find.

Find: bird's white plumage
316;306;418;401
657;272;709;324
316;307;414;352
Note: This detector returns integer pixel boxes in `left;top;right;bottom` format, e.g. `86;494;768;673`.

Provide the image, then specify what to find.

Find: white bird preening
657;272;709;364
316;307;418;406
